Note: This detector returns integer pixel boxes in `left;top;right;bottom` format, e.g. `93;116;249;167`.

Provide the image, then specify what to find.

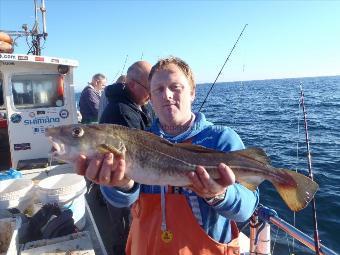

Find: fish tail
271;168;319;212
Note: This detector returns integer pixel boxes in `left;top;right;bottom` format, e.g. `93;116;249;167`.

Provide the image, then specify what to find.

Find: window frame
10;73;64;110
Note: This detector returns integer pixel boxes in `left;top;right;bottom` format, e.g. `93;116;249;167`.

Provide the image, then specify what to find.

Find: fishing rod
112;54;129;82
299;83;321;255
121;54;129;75
198;24;248;112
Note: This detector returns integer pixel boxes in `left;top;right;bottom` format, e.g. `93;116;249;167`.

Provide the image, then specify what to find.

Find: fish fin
271;168;318;212
174;143;218;153
232;147;271;165
238;178;263;191
238;182;258;191
97;144;125;157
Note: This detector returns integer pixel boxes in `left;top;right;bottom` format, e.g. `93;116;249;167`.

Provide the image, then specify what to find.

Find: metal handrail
256;206;338;255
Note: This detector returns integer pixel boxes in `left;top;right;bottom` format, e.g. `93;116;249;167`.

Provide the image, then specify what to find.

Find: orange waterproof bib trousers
126;192;240;255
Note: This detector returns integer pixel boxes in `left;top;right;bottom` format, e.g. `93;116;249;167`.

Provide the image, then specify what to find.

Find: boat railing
250;205;337;255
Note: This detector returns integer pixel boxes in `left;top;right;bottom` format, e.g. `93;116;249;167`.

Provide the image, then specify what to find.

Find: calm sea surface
193;76;340;254
76;76;340;254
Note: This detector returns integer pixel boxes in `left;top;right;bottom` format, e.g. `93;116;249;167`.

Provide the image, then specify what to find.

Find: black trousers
106;201;131;255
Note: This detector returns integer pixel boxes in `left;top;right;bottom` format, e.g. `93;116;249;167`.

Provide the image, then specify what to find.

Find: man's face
94;78;106;91
132;77;150;105
150;64;195;128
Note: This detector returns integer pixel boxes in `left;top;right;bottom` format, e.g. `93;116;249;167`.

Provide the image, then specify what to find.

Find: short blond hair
148;56;195;91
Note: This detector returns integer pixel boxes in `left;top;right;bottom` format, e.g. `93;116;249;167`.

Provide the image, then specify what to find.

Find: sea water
193;75;340;254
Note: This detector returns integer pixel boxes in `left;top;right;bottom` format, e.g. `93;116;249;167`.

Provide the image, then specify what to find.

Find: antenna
31;0;39;34
0;0;48;55
41;0;48;39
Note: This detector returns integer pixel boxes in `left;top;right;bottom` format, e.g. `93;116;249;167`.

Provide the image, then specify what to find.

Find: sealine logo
18;56;29;60
24;116;60;125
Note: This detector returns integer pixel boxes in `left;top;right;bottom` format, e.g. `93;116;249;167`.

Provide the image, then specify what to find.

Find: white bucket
37;174;87;230
0;179;34;212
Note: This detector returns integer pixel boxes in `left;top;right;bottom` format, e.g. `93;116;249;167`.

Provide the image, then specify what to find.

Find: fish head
45;124;124;163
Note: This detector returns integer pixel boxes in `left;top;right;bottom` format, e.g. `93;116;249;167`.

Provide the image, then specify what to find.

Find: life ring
0;32;13;44
0;41;14;53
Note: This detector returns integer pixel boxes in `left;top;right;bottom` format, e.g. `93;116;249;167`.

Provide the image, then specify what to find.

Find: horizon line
197;74;340;85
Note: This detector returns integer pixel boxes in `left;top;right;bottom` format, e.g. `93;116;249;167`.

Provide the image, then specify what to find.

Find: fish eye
72;127;84;138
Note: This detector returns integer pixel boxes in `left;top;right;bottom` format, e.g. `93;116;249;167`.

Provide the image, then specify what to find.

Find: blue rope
257;204;278;222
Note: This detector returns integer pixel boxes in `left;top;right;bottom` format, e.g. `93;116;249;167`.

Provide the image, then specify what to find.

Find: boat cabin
0;53;78;170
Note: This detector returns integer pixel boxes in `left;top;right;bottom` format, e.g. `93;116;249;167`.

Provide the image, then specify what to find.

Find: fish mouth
48;137;66;158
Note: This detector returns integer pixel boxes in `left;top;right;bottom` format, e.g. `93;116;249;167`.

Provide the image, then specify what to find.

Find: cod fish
46;124;319;212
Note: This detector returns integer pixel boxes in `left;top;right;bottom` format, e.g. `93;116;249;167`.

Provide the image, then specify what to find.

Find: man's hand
74;152;134;189
187;163;235;198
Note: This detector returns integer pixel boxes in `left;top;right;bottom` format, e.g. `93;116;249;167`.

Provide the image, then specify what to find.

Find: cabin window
11;74;64;109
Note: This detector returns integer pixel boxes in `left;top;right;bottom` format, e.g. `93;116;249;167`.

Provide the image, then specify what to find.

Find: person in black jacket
98;75;126;120
99;61;153;255
100;61;153;128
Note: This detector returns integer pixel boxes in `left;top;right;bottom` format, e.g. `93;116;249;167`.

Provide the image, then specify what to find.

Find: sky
1;0;339;92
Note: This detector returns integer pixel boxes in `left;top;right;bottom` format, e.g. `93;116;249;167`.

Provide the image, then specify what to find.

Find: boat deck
20;164;110;255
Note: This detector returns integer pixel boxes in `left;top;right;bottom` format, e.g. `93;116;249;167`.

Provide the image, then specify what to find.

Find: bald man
100;61;154;128
99;61;154;255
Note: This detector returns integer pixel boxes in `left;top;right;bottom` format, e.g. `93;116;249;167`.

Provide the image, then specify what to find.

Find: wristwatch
204;192;226;206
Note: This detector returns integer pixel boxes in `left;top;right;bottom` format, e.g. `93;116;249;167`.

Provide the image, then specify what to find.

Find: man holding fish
75;56;258;254
48;57;318;254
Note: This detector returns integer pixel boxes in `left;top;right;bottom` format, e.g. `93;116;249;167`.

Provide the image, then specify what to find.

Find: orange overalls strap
126;192;240;255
